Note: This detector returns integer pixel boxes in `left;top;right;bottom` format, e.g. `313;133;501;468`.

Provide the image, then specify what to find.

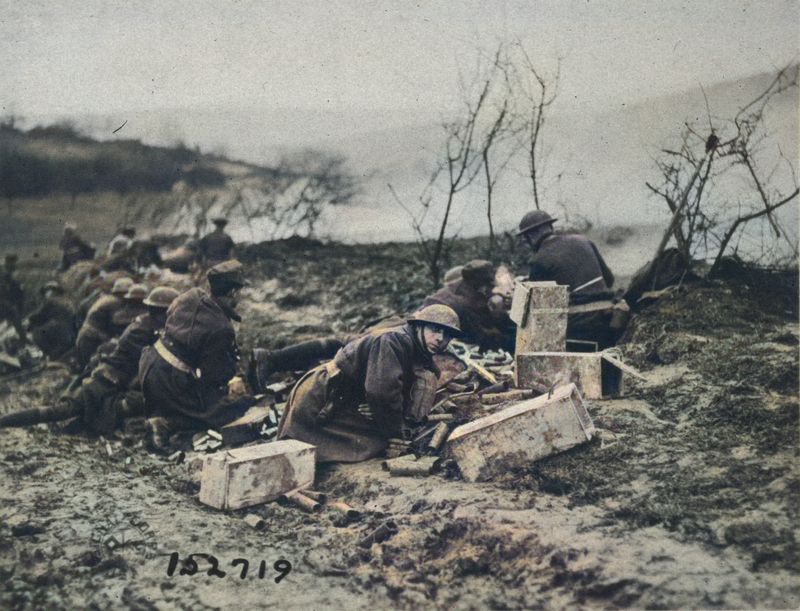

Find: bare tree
392;44;518;287
479;46;520;253
241;149;359;239
508;44;561;211
646;63;798;277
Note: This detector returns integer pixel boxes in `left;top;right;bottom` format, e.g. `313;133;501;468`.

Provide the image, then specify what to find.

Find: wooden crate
510;281;568;353
446;383;594;482
199;440;315;510
515;351;635;399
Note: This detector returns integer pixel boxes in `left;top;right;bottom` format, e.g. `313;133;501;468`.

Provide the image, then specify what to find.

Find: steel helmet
143;286;180;308
408;304;462;335
517;210;557;235
443;265;464;285
42;280;63;294
124;283;149;302
111;277;134;296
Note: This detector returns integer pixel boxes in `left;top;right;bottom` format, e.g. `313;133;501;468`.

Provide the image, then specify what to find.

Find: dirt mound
1;238;798;608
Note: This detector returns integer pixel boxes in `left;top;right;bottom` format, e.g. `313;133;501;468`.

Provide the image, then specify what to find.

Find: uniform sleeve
200;327;238;388
591;242;615;289
83;300;110;337
363;335;407;438
529;257;554;282
27;302;49;327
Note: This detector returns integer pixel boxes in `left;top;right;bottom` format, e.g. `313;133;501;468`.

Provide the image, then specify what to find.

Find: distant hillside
0;121;227;200
19;66;799;243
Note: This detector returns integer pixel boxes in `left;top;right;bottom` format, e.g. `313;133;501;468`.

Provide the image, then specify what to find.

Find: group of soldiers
0;209;631;463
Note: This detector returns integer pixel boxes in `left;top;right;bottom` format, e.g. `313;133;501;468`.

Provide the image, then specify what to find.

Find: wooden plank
446;383;594;482
199;440;316;510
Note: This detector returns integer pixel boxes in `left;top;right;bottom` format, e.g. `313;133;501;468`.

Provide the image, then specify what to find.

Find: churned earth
0;236;798;609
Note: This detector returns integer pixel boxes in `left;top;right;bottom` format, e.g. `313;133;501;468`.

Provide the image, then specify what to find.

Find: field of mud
1;237;798;609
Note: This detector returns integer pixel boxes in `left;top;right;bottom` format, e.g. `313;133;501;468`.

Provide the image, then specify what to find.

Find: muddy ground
0;237;798;609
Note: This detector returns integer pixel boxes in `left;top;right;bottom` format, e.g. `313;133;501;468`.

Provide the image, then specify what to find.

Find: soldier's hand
227;375;247;397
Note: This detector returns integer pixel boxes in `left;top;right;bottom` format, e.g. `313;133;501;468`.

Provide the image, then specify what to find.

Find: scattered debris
220;405;272;446
428;422;450;450
358;520;398;548
299;489;326;503
426;413;454;422
328;500;361;520
243;514;267;530
281;490;322;513
382;455;439;476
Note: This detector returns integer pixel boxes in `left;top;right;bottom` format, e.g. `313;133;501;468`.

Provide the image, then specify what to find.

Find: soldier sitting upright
199;217;235;268
27;281;76;360
75;277;133;368
139;260;253;443
0;254;27;345
517;210;627;348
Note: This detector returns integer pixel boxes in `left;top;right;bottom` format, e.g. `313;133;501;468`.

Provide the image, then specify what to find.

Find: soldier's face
422;325;451;353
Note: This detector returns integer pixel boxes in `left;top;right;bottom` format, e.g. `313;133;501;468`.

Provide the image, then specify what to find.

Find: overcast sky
1;0;797;119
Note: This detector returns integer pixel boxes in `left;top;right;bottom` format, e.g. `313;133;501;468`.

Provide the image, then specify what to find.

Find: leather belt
155;339;198;377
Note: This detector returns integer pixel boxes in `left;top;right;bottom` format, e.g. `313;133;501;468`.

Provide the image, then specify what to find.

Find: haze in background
2;1;798;241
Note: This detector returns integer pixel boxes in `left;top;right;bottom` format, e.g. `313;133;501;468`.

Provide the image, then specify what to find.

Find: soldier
139;260;253;439
71;285;180;434
422;259;515;351
27;281;76;360
107;227;136;256
199;218;235;268
75;277;133;367
161;239;201;274
59;224;95;271
112;283;149;333
0;286;180;434
517;210;626;348
0;254;27;344
277;304;462;463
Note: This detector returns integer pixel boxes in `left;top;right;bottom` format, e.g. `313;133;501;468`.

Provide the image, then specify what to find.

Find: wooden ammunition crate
199;440;315;510
446;383;594;482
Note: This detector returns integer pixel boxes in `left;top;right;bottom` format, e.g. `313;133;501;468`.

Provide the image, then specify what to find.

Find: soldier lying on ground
27;281;76;361
422;259;515;352
516;210;629;349
139;260;254;446
74;277;134;368
248;261;513;392
276;304;462;463
0;254;27;345
0;286;179;434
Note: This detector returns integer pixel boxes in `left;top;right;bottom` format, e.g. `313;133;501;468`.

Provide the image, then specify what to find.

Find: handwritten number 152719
166;552;292;582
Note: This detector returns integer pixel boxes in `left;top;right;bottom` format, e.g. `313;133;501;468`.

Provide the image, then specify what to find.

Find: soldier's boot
144;417;172;452
248;338;344;392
